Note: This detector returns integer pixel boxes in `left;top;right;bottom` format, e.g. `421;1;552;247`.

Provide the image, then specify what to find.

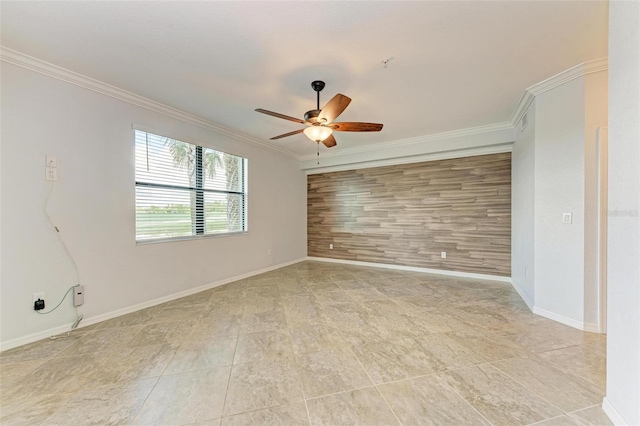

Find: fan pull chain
317;141;320;165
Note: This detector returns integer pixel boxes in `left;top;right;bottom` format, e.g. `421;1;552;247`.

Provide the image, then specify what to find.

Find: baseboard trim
582;322;600;333
602;397;631;425
306;256;511;283
509;278;534;311
0;257;306;352
532;306;600;332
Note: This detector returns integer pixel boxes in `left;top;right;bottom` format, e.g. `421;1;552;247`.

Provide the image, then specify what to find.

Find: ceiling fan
255;80;383;149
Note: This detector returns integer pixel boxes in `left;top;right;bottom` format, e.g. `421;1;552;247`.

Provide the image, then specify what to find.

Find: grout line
346;345;403;426
219;296;247;418
484;361;577;416
525;415;571;425
436;370;497;426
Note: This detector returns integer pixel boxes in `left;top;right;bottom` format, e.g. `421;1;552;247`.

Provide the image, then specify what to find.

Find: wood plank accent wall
307;153;512;276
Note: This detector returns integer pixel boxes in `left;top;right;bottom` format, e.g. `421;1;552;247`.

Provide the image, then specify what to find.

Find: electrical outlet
441;252;447;259
45;167;58;181
45;155;57;168
329;244;333;249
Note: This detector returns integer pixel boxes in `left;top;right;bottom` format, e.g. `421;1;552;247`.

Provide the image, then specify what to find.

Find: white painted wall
533;77;587;323
604;1;640;424
511;100;536;308
0;63;307;349
584;71;609;326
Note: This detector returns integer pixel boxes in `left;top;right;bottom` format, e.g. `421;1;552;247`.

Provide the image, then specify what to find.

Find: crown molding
2;46;607;165
298;121;514;162
0;46;299;160
304;143;513;175
508;57;608;128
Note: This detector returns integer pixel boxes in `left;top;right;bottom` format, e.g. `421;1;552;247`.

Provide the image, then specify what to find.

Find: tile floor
0;261;611;426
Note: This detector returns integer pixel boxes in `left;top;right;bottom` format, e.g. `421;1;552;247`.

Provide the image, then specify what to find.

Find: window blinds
135;130;247;242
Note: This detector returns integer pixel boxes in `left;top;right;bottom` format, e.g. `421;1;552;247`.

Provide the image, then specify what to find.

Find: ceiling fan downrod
311;80;325;111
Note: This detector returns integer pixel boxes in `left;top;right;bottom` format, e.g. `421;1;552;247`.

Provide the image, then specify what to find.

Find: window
135;130;247;242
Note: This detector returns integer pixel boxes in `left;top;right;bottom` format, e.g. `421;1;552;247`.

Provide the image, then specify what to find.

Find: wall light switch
441;252;447;259
329;244;333;249
562;213;572;224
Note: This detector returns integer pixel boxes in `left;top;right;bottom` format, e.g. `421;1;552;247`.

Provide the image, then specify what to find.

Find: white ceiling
1;1;608;157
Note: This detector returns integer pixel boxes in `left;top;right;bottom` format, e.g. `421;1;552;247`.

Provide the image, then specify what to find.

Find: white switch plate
45;155;57;168
329;244;333;249
267;249;272;256
441;252;446;259
562;213;572;224
45;167;58;181
33;292;45;303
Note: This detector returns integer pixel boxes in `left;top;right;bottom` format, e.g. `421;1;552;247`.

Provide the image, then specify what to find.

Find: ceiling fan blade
255;108;304;124
269;128;304;140
321;134;337;148
331;122;384;132
318;94;351;124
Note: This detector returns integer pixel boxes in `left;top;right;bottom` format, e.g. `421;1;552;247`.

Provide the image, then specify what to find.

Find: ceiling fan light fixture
303;126;333;142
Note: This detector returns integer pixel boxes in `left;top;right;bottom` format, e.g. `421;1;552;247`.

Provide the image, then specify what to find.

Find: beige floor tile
0;359;46;388
533;416;582;426
0;335;82;365
289;324;347;355
190;313;242;339
311;289;352;306
0;392;70;426
307;281;341;292
333;278;370;290
134;366;230;425
0;261;609;426
128;319;196;347
43;378;157;426
296;348;372;398
165;335;237;374
282;296;332;328
88;343;178;387
98;305;166;329
446;329;531;362
57;326;145;356
223;358;303;416
442;364;562;426
234;330;293;364
306;387;399;426
221;402;309;425
378;374;491;425
491;356;603;412
150;304;208;323
240;309;288;333
165;291;213;309
352;338;436;384
414;333;487;372
537;343;606;392
568;405;614;426
277;281;313;297
450;304;513;327
1;353;106;402
184;420;222;426
490;321;604;353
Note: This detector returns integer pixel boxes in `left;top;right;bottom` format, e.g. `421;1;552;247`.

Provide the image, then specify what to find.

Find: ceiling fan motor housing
304;109;322;124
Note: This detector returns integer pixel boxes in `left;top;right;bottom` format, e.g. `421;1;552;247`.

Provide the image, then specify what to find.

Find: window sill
135;231;248;245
